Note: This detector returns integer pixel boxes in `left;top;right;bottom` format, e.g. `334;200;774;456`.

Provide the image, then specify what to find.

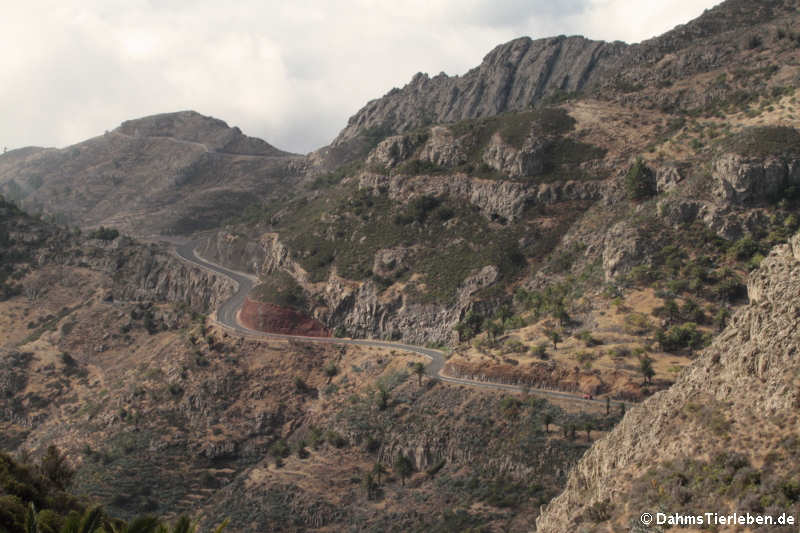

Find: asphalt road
174;242;633;407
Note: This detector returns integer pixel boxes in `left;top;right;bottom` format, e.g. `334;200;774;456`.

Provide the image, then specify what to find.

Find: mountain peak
116;110;290;157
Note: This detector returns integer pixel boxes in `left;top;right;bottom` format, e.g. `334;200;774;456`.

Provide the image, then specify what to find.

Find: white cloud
0;0;721;154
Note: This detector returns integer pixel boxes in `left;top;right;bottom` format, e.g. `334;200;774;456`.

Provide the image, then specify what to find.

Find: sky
1;0;721;154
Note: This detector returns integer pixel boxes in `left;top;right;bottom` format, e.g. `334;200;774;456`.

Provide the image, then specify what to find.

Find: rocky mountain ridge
334;0;798;146
333;35;623;146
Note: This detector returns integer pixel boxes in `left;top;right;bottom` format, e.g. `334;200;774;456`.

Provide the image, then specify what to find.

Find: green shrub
625;158;656;199
730;236;762;260
398;159;444;175
532;343;548;359
656;322;709;354
251;271;307;310
455;310;484;341
324;430;347;448
576;330;601;347
88;226;119;241
504;339;527;354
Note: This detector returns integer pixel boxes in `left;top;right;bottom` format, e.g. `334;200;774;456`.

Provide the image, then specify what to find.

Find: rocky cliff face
99;240;236;313
713;153;800;205
333;0;798;146
334;36;623;145
359;171;604;224
536;233;800;532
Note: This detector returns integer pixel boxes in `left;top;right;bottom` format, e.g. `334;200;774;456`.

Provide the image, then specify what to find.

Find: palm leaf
60;512;81;533
125;516;162;533
169;517;195;533
78;506;104;533
25;502;38;533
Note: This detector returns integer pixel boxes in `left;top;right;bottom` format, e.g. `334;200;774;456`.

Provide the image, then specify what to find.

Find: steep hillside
0;111;305;236
537;232;800;532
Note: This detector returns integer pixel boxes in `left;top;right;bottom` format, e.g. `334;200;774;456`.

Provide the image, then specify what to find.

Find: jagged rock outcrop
656;197;702;226
537;234;800;532
655;163;685;193
74;237;235;313
713;153;800;205
482;133;547;178
334;36;624;145
417;126;468;168
365;135;418;168
702;204;771;241
601;220;653;281
372;247;410;278
334;1;797;147
359;172;605;223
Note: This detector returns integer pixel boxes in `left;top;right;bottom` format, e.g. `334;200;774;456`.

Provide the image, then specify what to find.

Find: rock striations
334;36;622;145
333;0;798;146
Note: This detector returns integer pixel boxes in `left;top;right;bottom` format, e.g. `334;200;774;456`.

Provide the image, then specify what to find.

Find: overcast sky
1;0;721;154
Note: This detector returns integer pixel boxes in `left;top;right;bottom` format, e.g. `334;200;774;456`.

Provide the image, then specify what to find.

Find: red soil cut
239;297;330;337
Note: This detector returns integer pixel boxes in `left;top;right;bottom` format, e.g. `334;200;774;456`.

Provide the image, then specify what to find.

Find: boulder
655;164;684;193
712;153;790;204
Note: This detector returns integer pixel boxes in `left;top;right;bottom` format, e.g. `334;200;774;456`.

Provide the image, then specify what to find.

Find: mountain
333;0;798;147
2;0;800;530
0;111;305;236
332;36;624;146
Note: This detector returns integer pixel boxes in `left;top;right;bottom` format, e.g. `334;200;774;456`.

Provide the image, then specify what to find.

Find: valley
2;0;800;531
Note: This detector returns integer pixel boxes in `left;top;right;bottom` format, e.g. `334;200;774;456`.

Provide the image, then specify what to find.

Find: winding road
174;242;631;407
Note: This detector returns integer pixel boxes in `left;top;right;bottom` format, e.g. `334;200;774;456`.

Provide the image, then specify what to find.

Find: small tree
268;440;289;467
394;453;413;487
294;376;309;393
546;330;562;350
485;320;504;344
323;362;338;384
455;310;483;341
584;420;593;441
39;445;74;490
639;356;655;384
542;412;554;433
532;343;548;359
625;157;656;200
412;362;425;386
362;471;377;500
372;461;387;485
605;396;611;416
376;385;389;411
553;305;570;327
